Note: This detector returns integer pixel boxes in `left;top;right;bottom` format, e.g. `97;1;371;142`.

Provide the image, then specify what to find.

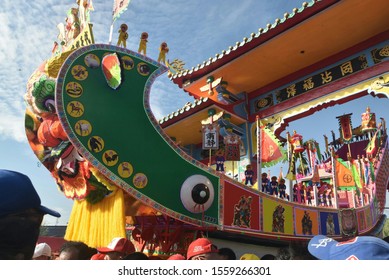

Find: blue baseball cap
0;169;60;218
308;235;389;260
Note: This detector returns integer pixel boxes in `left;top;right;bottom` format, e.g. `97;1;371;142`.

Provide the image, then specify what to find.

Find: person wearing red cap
186;237;220;260
90;253;106;260
97;237;135;260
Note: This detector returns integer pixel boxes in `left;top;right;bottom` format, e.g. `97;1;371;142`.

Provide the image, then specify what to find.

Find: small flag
351;161;362;189
335;158;355;188
286;153;296;181
261;126;286;167
365;130;378;156
112;0;131;22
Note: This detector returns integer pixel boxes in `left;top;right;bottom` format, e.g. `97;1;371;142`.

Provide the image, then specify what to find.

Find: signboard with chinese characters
202;123;219;150
224;134;240;161
254;54;369;112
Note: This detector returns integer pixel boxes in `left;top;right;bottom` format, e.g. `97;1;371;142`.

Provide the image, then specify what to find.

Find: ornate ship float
24;0;389;255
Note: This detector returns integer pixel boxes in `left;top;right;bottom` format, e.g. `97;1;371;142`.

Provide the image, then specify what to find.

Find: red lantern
290;130;305;153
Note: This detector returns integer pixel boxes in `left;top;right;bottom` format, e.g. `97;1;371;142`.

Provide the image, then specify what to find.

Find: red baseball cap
90;253;106;260
97;237;135;255
186;238;218;259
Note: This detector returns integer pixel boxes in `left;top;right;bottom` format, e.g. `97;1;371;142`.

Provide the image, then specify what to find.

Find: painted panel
319;211;340;236
294;208;319;236
262;198;293;235
223;181;260;230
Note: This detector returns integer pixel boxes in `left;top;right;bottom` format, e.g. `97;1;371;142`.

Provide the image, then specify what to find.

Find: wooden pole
256;116;262;188
108;22;114;45
347;143;352;159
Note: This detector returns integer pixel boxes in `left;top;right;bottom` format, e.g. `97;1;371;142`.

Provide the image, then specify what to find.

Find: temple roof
171;0;389;101
159;97;246;146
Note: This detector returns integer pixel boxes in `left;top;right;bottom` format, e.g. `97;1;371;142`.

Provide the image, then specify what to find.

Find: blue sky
0;0;388;225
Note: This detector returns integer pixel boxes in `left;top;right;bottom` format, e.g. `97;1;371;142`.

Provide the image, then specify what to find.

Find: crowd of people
1;168;389;261
32;237;276;260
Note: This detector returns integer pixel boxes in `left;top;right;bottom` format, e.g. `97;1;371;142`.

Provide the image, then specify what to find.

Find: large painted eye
180;175;214;213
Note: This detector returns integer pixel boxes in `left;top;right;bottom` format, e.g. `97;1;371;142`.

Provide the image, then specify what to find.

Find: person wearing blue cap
308;234;389;260
0;169;61;260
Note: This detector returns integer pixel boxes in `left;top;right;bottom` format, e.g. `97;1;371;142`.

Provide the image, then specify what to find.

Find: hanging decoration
224;134;240;161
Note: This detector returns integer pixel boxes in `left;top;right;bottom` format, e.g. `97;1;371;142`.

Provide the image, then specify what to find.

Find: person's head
308;235;389;260
58;241;96;260
167;254;186;260
260;253;276;260
123;252;149;260
261;172;267;178
277;241;316;260
218;247;236;260
271;176;277;181
33;243;52;260
187;237;219;260
0;169;60;260
97;237;135;260
240;253;260;260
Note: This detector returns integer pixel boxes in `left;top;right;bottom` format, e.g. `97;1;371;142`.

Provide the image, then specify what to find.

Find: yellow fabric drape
64;188;126;248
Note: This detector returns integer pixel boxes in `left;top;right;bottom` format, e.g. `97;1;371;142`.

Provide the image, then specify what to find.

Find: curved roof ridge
171;0;319;79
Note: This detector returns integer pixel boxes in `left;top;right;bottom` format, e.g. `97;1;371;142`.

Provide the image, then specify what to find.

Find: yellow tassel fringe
64;188;126;249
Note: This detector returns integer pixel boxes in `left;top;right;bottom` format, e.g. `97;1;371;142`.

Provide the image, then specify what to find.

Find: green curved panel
56;44;219;226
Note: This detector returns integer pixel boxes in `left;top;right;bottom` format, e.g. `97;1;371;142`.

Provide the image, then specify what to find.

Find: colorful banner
112;0;131;22
260;126;286;167
335;158;355;188
336;114;353;142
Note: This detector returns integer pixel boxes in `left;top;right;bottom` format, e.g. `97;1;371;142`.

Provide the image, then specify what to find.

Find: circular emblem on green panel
137;63;150;76
102;150;119;166
88;136;104;153
71;65;88;80
75;120;92;136
118;162;133;178
122;56;134;70
67;101;84;117
133;173;148;189
84;53;100;68
65;82;83;98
